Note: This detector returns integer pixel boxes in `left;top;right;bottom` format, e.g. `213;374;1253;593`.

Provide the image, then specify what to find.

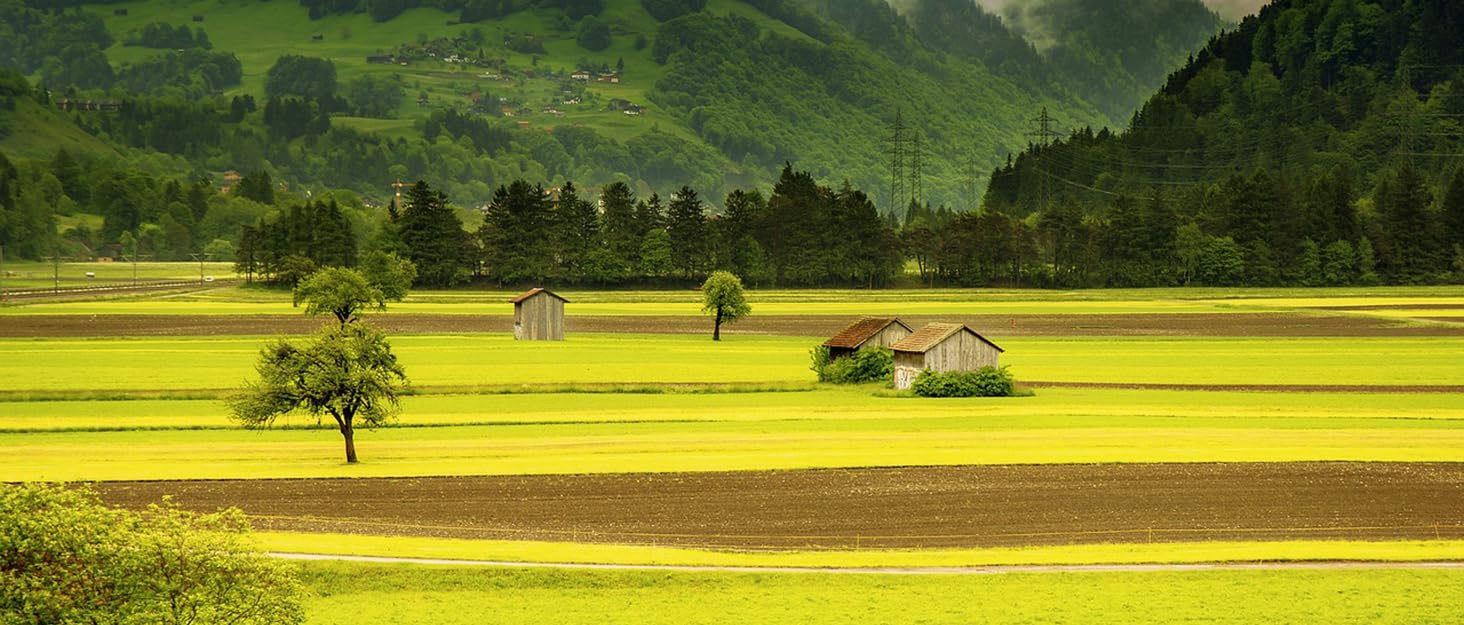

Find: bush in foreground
810;346;894;384
912;366;1016;398
0;483;303;625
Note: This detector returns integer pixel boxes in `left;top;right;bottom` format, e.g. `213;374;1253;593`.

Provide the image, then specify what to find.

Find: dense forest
976;0;1464;286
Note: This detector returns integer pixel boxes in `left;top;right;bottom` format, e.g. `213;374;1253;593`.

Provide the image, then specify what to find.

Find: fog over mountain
969;0;1264;20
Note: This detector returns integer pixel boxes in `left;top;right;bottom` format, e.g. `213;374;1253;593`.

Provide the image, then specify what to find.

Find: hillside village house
822;318;913;361
512;288;568;341
891;323;1003;390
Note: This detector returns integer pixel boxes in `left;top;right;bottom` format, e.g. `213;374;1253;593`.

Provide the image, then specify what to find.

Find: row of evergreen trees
907;163;1464;288
235;165;906;288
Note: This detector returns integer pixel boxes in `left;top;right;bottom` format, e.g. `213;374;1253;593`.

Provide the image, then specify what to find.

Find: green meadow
5;334;1463;393
262;533;1464;569
0;260;239;289
296;562;1464;625
5;398;1461;481
6;387;1462;431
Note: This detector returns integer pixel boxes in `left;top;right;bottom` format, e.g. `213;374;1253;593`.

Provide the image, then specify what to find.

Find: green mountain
982;0;1464;286
1;0;1228;212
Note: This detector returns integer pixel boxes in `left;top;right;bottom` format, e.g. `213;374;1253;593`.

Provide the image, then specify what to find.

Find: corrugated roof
510;288;570;304
891;322;1004;353
822;318;912;349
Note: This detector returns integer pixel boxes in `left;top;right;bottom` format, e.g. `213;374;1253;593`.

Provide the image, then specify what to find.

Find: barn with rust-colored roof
512;288;568;341
891;323;1004;390
822;318;913;360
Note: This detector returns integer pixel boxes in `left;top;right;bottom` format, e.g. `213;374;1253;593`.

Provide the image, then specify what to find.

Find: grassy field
4;286;1463;593
0;261;239;289
6;387;1462;431
5;334;1464;393
263;533;1464;568
6;406;1461;481
294;561;1464;625
5;282;1463;318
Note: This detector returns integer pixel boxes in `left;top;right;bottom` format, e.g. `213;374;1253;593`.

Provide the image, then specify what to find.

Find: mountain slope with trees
977;0;1464;287
1;0;1226;212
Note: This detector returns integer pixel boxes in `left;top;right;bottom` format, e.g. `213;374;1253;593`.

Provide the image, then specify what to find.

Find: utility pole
910;132;924;210
0;243;6;303
961;152;981;212
189;252;210;284
1026;107;1061;213
886;112;907;219
52;247;60;293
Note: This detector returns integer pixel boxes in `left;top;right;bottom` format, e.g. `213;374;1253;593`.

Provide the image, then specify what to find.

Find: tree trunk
713;307;723;341
341;420;358;464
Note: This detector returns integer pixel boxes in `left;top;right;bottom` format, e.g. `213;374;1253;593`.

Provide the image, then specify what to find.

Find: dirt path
269;552;1464;575
4;312;1459;337
96;463;1464;550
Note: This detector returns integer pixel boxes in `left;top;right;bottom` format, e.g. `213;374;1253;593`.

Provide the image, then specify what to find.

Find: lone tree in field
701;270;751;341
229;322;407;464
293;267;386;325
294;263;416;325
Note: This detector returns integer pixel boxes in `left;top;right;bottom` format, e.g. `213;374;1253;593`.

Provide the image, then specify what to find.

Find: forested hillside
890;0;1225;123
0;0;1224;208
974;0;1464;288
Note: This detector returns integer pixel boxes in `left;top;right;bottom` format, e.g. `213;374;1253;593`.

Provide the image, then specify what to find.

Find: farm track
3;312;1459;338
268;553;1464;575
96;463;1464;550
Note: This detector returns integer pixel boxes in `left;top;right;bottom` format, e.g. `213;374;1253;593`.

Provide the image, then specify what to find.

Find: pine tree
666;186;708;278
553;182;599;279
1383;163;1440;282
1443;168;1464;250
600;182;640;269
398;181;467;286
479;180;553;283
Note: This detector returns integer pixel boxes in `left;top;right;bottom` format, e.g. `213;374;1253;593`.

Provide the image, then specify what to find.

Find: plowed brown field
6;312;1458;337
95;463;1464;549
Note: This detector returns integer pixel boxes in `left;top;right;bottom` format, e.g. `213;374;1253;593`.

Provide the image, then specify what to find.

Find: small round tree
293;267;386;326
360;250;418;301
701;270;751;341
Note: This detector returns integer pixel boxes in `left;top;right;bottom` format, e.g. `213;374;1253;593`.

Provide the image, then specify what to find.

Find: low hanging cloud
968;0;1266;21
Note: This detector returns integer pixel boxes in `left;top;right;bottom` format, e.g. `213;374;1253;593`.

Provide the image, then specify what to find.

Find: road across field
4;312;1459;337
96;463;1464;550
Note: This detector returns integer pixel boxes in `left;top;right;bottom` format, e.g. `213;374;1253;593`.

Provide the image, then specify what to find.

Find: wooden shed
890;323;1004;390
511;288;568;341
822;317;913;360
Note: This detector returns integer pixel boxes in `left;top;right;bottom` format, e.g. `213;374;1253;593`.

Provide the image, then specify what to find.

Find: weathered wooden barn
822;317;914;360
890;323;1004;390
511;288;568;341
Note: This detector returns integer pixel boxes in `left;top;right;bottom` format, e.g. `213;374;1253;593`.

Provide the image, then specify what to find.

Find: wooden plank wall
514;295;565;340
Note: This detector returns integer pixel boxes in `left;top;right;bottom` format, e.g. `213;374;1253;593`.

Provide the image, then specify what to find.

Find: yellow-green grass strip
0;261;239;290
256;532;1464;568
4;387;1463;432
5;335;1464;393
6;417;1462;481
0;298;1261;316
295;559;1464;625
294;560;1464;625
